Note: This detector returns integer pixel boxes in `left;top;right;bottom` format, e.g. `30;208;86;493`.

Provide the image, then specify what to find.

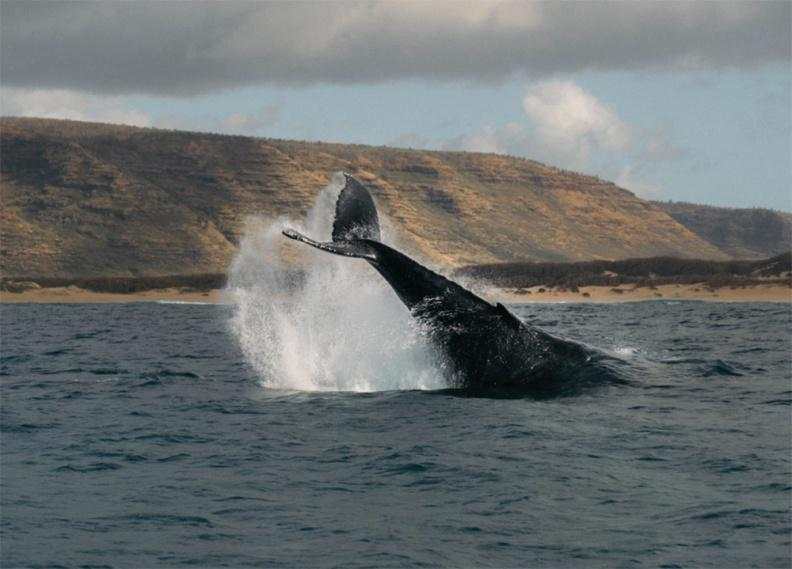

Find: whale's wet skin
3;301;790;568
281;174;609;394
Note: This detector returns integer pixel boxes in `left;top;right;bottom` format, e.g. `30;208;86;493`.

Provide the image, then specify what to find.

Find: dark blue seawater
2;301;790;568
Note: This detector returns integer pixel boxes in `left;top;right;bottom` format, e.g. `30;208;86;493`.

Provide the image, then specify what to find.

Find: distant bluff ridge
1;117;783;279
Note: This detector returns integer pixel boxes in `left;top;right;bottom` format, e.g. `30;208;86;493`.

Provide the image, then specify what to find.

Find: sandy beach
0;286;225;304
493;283;792;304
2;283;789;304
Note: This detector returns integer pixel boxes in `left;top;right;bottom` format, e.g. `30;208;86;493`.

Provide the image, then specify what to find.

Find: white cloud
442;80;678;198
0;88;151;127
444;81;633;168
0;88;286;138
522;80;631;167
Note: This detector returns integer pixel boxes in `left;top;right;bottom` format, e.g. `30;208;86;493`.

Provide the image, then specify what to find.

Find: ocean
2;301;790;568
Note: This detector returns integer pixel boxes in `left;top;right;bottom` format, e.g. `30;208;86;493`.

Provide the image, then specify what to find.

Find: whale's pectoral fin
282;228;377;261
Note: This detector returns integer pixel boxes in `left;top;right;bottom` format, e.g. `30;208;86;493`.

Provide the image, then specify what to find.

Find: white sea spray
226;173;446;392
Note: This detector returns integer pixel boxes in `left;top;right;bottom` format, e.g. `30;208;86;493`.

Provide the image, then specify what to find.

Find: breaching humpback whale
283;174;597;392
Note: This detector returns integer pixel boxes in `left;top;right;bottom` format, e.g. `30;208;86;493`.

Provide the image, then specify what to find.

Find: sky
1;1;790;210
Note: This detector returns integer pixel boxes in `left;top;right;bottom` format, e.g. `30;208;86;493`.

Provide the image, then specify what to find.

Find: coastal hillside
1;117;728;279
653;201;792;259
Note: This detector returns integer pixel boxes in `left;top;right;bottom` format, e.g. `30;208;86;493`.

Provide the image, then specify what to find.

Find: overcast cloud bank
2;1;789;95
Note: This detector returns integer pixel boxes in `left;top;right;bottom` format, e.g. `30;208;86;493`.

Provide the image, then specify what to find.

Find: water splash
613;345;640;358
227;173;447;392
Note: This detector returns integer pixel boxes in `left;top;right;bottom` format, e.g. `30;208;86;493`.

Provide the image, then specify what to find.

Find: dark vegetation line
454;253;792;291
1;273;227;294
2;253;789;294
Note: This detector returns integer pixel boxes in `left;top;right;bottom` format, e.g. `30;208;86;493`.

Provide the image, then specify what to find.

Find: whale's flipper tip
282;228;377;261
333;174;381;243
282;228;304;241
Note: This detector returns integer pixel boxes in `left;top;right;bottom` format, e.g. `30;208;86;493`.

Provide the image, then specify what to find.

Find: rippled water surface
2;301;790;568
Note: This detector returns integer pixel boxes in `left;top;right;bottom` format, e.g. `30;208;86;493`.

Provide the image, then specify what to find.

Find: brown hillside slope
1;117;726;279
653;201;792;260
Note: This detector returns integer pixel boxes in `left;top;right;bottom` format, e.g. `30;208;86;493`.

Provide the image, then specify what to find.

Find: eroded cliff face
1;117;726;278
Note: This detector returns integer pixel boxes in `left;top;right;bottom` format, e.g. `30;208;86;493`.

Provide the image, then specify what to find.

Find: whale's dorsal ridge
496;302;524;330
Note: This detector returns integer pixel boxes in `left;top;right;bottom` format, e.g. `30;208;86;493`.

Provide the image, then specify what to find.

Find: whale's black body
283;174;595;392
